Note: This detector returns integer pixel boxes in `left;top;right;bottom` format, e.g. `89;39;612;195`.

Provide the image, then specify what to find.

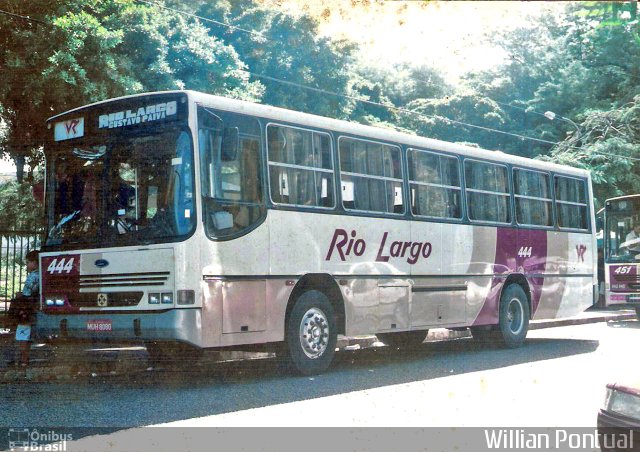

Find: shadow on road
0;334;600;440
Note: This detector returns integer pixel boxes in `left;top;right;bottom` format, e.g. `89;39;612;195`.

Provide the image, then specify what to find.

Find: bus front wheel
497;284;530;348
285;290;337;376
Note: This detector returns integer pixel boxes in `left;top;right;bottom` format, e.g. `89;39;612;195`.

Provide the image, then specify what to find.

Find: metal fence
0;230;43;313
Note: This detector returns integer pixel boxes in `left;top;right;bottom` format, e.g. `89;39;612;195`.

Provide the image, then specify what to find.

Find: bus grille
79;271;170;289
71;292;144;308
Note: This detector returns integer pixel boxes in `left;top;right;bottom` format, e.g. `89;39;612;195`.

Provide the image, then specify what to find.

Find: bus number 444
46;258;75;274
517;246;533;258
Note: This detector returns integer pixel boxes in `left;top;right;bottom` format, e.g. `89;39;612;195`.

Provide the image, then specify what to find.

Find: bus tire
285;290;337;376
378;331;427;348
497;284;530;348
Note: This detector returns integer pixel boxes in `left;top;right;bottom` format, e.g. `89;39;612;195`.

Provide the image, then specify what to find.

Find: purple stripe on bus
472;228;548;326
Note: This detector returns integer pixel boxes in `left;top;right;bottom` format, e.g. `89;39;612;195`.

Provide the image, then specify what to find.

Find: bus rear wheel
497;284;530;348
378;331;427;348
285;290;337;376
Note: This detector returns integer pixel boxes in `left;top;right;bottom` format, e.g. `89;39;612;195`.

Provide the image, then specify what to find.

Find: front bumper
35;308;202;346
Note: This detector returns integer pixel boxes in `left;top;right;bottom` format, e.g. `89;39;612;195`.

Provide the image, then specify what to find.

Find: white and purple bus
37;91;597;375
603;195;640;318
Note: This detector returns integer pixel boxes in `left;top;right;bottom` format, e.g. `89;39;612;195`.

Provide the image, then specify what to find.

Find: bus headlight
161;293;173;304
45;297;65;306
148;293;160;304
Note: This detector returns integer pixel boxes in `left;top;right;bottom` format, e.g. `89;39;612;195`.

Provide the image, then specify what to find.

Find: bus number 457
46;258;75;274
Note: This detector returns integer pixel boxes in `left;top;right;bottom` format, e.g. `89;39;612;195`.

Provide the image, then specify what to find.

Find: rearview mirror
221;127;239;161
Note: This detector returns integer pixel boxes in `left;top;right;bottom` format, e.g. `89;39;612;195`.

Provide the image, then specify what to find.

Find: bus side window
338;137;403;215
465;160;511;224
267;125;335;209
555;176;588;230
408;149;462;220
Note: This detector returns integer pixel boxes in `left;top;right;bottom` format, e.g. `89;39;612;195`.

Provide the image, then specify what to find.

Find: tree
186;0;357;118
545;96;640;207
398;91;508;150
0;0;262;177
0;177;44;231
356;62;451;108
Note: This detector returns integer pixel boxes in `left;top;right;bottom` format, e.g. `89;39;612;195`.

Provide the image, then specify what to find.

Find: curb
0;311;635;383
341;310;637;348
529;311;636;330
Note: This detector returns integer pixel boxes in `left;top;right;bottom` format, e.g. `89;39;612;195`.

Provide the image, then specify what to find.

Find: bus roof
48;89;590;179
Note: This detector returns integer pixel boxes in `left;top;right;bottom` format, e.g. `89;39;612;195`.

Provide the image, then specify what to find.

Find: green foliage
452;2;640;205
0;0;263;173
0;178;44;231
544;97;640;208
192;0;357;117
399;92;508;151
1;0;639;208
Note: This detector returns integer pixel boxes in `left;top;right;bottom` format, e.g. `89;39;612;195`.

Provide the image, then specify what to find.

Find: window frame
512;167;554;229
463;158;513;226
337;135;405;216
266;122;337;211
554;174;590;232
406;147;463;221
197;105;267;242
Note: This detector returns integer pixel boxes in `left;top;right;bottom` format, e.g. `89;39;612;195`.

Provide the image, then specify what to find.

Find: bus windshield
44;127;195;249
605;197;640;263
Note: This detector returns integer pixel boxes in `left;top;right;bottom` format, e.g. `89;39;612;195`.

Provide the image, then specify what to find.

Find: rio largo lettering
326;229;432;265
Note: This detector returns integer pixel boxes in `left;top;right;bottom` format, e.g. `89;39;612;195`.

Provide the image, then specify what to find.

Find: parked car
598;382;640;451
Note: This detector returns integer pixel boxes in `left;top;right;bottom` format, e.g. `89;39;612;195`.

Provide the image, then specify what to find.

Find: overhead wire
0;4;572;148
135;0;265;39
1;4;639;163
244;70;562;146
0;8;49;26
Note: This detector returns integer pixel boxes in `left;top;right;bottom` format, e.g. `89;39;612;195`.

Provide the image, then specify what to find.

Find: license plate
86;319;112;332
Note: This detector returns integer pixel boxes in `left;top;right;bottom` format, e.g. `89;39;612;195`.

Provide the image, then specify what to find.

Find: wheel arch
502;273;532;319
286;273;346;335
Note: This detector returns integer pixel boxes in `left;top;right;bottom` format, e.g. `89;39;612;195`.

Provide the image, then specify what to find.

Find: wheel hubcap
507;298;524;334
299;308;329;359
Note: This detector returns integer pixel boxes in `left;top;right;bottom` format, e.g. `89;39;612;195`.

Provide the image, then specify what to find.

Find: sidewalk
0;306;636;383
339;305;638;348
